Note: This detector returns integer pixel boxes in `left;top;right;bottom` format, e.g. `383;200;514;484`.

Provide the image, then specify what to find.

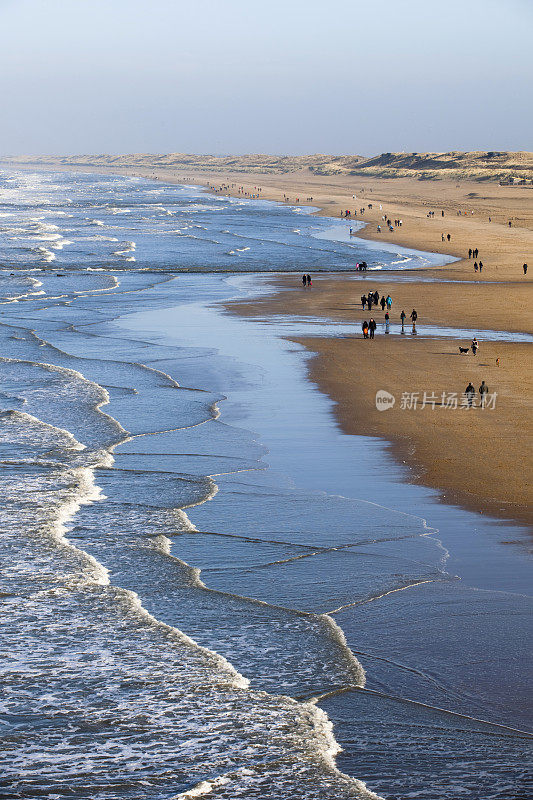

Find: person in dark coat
465;382;475;408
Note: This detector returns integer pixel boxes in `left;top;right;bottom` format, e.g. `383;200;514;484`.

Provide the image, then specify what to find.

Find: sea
0;169;531;800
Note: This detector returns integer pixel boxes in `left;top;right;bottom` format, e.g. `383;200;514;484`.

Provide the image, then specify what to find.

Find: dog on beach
459;346;470;354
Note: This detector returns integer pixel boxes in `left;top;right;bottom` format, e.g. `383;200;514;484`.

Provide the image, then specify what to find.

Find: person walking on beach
479;380;489;408
479;261;483;273
474;261;478;272
524;263;528;275
306;274;312;286
361;294;367;309
471;338;478;355
447;233;451;242
386;294;392;309
369;318;377;339
400;309;406;330
384;311;390;333
468;248;472;258
362;320;369;339
410;308;418;333
380;296;386;311
368;297;373;312
465;382;475;408
302;274;307;287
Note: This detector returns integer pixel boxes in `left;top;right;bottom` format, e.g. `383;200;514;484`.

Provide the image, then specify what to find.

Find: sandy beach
214;169;532;526
3;156;532;526
164;162;532;527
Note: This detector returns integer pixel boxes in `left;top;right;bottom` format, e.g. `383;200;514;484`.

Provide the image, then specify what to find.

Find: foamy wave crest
173;775;231;799
113;241;136;256
35;246;56;263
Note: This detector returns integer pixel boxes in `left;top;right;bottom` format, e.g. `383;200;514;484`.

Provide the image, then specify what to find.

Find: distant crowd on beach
360;291;418;338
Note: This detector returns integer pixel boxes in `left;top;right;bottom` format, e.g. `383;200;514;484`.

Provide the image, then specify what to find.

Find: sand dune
3;151;533;182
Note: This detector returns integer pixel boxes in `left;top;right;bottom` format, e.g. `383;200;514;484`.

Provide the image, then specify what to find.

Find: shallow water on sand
0;173;531;800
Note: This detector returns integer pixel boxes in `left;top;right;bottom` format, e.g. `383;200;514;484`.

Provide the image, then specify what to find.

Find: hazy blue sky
1;0;532;155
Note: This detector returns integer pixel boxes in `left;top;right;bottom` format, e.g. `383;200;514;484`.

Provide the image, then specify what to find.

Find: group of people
301;274;313;286
342;207;370;218
361;318;377;339
361;290;392;311
360;290;418;337
400;309;418;330
468;247;486;273
464;380;489;408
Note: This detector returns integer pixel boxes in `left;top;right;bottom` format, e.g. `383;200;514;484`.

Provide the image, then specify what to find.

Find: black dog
459;346;469;354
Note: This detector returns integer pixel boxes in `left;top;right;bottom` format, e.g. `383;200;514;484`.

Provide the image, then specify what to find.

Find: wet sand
293;336;533;526
230;273;533;525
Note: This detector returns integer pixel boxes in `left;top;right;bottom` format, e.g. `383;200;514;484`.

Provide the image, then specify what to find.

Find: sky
0;0;532;156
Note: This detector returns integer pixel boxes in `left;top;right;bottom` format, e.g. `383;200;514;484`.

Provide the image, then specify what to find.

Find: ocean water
0;169;455;273
0;170;531;800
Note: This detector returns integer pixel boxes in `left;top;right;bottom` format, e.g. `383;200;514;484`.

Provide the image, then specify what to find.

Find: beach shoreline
2;158;531;526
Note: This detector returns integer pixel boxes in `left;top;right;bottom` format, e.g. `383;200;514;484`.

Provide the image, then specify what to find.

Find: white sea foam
83;235;119;242
173;775;231;799
113;240;136;256
35;246;56;262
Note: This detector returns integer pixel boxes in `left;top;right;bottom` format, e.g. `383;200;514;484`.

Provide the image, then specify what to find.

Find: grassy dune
3;151;533;182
